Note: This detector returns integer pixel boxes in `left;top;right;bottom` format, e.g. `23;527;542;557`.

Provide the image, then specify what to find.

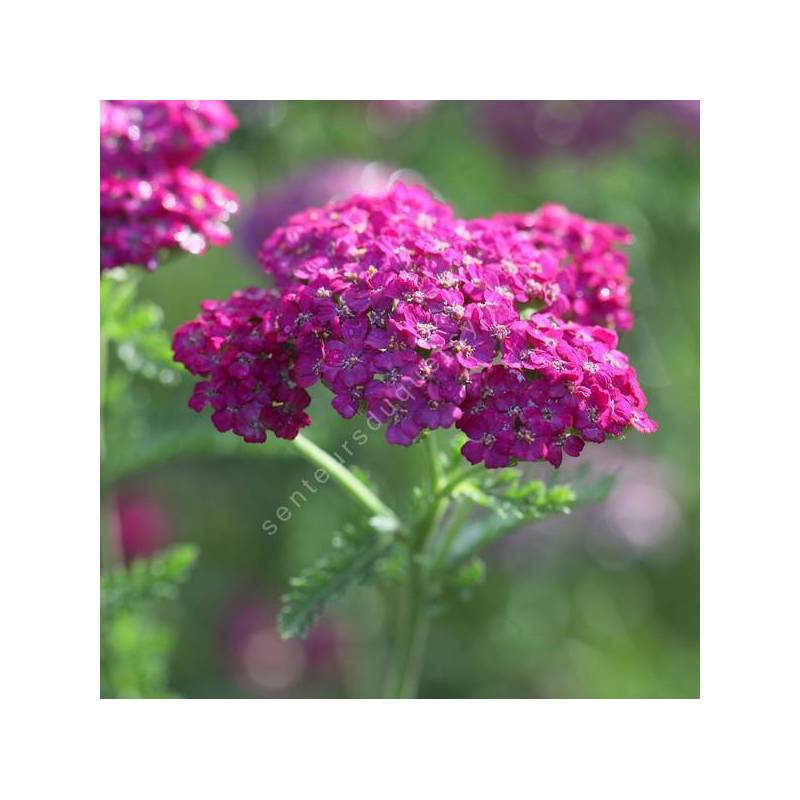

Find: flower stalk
387;548;430;698
289;432;452;697
290;433;399;532
385;434;451;698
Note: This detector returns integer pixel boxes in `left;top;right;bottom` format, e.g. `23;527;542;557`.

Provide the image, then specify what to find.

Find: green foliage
279;523;395;639
102;611;177;698
114;303;178;383
375;543;413;587
101;270;180;385
451;557;486;589
444;471;581;568
101;544;199;618
100;545;199;698
458;469;577;519
102;425;235;485
443;556;486;602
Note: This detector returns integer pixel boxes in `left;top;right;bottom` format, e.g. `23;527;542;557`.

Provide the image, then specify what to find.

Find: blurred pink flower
100;100;239;270
101;168;238;270
595;455;681;562
115;491;171;565
100;100;237;177
223;596;339;695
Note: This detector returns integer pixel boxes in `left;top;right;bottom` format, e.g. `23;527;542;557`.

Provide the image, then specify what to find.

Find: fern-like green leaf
101;544;199;617
279;524;394;639
113;301;180;383
444;479;577;568
101;271;180;384
443;471;616;569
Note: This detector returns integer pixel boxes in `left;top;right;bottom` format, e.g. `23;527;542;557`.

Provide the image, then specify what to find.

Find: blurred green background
101;101;699;698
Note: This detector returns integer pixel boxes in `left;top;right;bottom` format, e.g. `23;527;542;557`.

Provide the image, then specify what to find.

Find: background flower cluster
100;100;239;270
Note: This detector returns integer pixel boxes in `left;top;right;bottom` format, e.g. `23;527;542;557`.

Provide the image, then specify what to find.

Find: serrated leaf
113;301;180;382
459;469;576;523
279;523;394;639
101;273;180;384
101;544;199;617
429;556;487;615
101;542;199;699
444;479;579;568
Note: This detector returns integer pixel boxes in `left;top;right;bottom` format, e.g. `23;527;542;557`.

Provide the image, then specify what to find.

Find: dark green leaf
279;523;394;639
444;477;578;568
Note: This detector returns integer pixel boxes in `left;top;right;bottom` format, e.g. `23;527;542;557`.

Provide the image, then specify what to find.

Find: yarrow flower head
100;100;238;177
491;203;635;331
100;100;239;271
173;183;656;468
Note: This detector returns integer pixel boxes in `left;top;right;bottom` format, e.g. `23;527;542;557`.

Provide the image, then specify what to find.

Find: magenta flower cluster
492;204;634;331
100;100;239;270
173;183;656;468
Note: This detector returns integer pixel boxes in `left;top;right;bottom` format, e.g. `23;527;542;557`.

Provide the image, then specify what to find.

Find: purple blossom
174;183;656;468
101;100;237;177
173;287;312;442
100;169;238;270
492;204;635;331
100;100;239;271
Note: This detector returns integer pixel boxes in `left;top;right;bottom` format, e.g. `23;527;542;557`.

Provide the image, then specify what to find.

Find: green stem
425;431;444;490
100;319;116;569
386;435;446;698
291;433;400;532
429;498;473;576
387;548;429;698
100;328;109;461
432;463;479;502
